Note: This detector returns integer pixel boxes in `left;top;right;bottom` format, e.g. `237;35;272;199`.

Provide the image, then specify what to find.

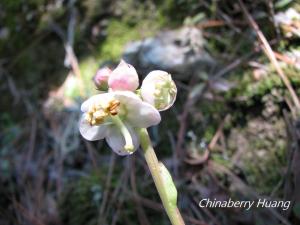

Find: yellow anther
94;111;107;119
86;99;121;126
107;100;120;116
85;113;92;122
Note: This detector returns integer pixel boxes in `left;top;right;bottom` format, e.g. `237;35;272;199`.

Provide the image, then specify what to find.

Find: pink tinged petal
108;60;139;91
105;124;140;156
113;91;161;128
94;67;112;90
81;93;114;112
79;114;108;141
95;67;112;82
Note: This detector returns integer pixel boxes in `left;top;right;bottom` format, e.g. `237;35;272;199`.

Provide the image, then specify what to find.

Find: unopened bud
108;60;139;91
94;67;112;91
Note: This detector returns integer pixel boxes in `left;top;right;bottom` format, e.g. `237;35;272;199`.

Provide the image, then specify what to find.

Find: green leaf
158;162;177;208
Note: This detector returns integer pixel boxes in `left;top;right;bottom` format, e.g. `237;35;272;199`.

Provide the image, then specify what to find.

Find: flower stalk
79;59;184;223
139;128;185;225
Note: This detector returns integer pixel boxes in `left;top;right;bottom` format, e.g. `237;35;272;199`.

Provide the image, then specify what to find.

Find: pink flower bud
94;67;112;91
108;60;139;91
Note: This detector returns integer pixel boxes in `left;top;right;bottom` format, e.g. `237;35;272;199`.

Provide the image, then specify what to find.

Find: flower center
86;99;120;126
154;77;176;109
85;98;134;153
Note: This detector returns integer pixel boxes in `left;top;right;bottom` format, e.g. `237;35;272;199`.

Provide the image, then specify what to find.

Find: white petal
127;101;161;128
140;81;156;106
79;114;108;141
112;90;140;100
105;124;140;156
143;70;169;83
81;93;113;112
113;91;161;128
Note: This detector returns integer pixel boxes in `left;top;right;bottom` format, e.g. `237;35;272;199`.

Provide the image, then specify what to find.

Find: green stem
138;128;185;225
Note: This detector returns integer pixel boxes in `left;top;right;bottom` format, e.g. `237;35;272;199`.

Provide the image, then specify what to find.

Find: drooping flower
93;67;112;91
140;70;177;111
79;91;161;155
108;60;139;91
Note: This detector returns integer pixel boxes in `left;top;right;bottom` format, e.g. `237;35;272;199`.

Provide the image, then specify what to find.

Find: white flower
140;70;177;111
79;91;161;155
108;60;139;91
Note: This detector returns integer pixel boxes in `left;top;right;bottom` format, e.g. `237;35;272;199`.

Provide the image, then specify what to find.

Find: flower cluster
80;60;177;155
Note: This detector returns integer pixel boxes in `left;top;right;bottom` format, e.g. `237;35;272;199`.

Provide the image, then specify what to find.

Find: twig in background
210;161;292;225
50;0;84;96
6;76;21;104
175;76;199;160
98;153;116;225
208;115;227;150
282;110;300;217
167;130;179;175
188;200;206;224
238;0;300;112
201;1;241;33
213;52;254;79
64;44;84;96
130;156;151;225
125;190;164;210
84;141;99;169
13;199;47;225
266;0;281;41
3;72;34;114
109;158;131;225
22;117;37;179
64;0;84;96
184;115;227;165
185;217;208;225
273;51;297;66
192;197;221;225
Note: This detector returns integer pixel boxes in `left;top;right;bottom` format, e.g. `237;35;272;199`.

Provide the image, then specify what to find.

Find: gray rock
122;27;217;80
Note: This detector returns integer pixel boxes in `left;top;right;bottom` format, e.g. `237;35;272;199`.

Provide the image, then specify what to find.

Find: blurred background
0;0;300;224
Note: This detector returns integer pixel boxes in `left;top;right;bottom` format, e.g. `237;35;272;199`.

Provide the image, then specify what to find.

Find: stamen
110;115;134;153
86;100;120;126
153;79;176;109
107;100;120;116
